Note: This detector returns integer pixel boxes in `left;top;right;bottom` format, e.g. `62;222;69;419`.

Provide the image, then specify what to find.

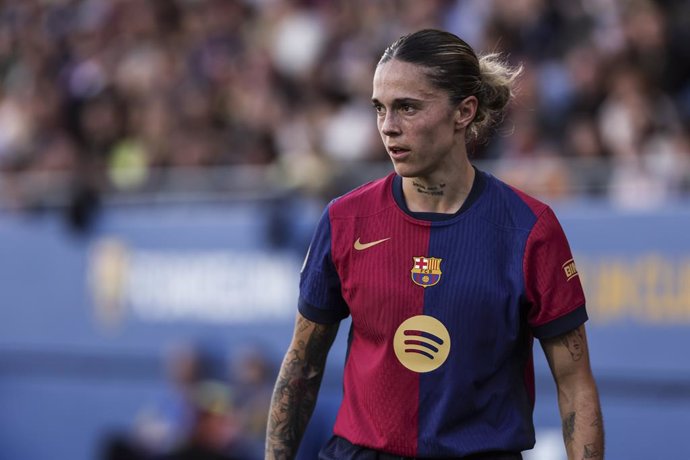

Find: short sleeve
298;204;350;324
524;207;587;339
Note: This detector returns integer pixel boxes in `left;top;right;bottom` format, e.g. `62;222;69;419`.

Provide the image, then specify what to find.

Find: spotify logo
393;315;451;373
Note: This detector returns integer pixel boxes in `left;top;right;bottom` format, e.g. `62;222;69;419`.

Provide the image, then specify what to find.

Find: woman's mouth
388;146;410;160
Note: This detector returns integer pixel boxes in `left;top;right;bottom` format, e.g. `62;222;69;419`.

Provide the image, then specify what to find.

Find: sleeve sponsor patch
562;258;579;281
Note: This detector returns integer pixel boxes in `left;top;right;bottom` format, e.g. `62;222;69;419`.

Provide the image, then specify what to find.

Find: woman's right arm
265;312;340;460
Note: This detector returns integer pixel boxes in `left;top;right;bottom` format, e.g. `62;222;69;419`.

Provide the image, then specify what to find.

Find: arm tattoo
560;328;585;361
582;411;604;459
296;316;310;334
590;410;602;427
562;411;576;446
583;442;603;458
266;320;338;460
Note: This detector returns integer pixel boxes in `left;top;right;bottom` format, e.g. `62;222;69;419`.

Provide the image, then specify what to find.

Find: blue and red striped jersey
298;169;587;458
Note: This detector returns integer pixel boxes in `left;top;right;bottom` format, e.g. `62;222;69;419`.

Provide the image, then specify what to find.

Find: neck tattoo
413;181;446;196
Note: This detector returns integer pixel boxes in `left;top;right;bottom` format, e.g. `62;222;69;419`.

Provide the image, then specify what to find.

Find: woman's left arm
541;324;604;460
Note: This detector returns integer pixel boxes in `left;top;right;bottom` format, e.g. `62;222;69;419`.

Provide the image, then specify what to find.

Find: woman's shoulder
328;173;397;219
477;171;551;230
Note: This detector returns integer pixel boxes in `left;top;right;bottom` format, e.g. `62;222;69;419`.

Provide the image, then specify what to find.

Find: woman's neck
402;161;475;214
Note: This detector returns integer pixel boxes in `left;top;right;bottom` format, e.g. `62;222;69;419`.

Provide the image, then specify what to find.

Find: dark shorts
318;436;523;460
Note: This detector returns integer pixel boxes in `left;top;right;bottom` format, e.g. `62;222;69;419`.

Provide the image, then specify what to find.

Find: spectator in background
160;380;255;460
107;340;261;460
131;342;215;458
101;342;211;460
598;62;685;208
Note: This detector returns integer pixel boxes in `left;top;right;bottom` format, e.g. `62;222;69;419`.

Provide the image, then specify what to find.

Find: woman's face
372;59;463;179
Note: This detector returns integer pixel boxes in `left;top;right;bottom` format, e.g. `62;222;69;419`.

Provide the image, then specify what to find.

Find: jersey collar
392;166;486;221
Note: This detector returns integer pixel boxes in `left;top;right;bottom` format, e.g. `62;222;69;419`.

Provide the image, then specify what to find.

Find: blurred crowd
103;342;276;460
0;0;689;211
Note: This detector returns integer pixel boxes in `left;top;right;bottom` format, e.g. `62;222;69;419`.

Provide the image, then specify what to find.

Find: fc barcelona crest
411;256;443;287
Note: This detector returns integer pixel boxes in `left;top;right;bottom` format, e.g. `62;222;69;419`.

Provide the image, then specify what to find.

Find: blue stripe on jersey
416;174;539;456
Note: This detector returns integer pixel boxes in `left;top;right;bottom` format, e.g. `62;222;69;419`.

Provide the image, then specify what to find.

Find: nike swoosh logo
354;237;391;251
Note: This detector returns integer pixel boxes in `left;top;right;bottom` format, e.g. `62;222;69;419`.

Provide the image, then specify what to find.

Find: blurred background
0;0;689;459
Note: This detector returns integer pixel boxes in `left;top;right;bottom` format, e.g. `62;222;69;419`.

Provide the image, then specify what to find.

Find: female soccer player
266;29;603;460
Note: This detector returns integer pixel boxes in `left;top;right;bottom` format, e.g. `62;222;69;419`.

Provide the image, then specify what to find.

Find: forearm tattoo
266;319;338;460
590;410;602;428
560;328;585;361
563;410;604;459
583;442;603;458
413;181;446;196
562;411;576;446
583;410;604;459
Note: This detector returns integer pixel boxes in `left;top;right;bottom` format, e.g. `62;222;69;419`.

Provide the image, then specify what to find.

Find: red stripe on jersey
328;176;429;456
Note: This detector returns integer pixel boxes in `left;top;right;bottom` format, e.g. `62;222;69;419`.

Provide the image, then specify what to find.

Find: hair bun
471;53;523;142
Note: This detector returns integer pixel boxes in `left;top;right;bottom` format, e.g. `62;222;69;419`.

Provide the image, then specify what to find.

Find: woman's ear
454;96;478;130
